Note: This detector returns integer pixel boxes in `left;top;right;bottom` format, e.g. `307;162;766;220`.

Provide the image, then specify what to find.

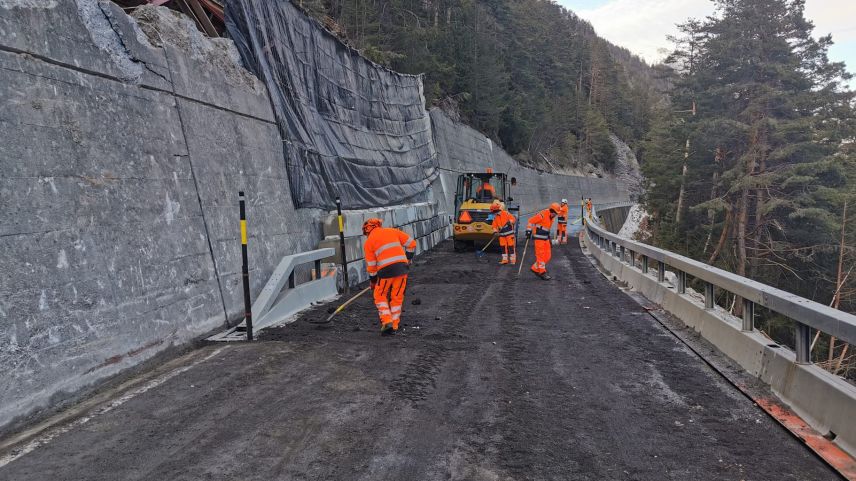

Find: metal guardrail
585;220;856;364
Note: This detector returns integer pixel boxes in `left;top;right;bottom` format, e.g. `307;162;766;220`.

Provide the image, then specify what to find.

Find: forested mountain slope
297;0;664;174
640;0;856;357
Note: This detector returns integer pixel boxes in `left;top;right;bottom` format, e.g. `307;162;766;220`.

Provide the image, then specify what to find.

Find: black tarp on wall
226;0;438;209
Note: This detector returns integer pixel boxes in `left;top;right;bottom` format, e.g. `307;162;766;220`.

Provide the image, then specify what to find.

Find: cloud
572;0;713;63
565;0;856;72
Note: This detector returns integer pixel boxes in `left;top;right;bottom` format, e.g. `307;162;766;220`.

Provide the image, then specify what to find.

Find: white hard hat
561;198;568;204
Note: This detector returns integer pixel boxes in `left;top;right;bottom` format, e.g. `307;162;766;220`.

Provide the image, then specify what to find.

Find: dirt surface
0;240;840;480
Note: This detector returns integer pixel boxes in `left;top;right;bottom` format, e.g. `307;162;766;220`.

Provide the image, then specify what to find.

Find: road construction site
0;239;838;481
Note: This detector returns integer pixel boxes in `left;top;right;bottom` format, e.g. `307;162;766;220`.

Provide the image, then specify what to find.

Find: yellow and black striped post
239;191;253;341
335;197;350;293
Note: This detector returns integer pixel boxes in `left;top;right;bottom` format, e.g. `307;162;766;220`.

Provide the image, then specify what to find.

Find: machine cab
452;169;520;250
456;172;508;205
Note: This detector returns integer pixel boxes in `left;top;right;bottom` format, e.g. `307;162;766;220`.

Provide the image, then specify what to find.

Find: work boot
499;259;508;265
381;323;394;335
539;272;552;280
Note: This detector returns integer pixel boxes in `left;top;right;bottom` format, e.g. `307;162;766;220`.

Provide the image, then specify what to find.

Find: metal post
642;255;649;274
657;261;665;282
239;191;253;341
620;246;626;262
335;197;350;293
742;298;754;332
677;270;686;294
288;271;295;289
705;283;715;309
795;322;811;364
628;251;635;267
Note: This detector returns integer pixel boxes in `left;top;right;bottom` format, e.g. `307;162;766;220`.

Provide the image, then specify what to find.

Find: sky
556;0;856;88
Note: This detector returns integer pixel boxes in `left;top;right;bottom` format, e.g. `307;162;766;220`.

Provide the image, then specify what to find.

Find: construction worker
476;179;496;200
556;199;569;245
526;203;561;280
362;218;417;335
490;200;517;265
585;198;593;220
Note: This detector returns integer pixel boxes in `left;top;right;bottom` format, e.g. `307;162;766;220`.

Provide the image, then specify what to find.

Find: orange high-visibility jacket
476;182;496;198
491;210;516;237
364;227;417;279
527;209;554;240
557;204;569;224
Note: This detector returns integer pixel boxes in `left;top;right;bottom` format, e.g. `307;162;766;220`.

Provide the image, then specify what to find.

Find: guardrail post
742;298;754;332
677;270;686;294
642;255;649;273
620;246;626;263
628;250;635;267
704;283;715;309
657;261;665;282
288;271;295;289
795;323;811;364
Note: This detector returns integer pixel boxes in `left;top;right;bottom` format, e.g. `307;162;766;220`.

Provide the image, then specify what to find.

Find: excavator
452;169;520;251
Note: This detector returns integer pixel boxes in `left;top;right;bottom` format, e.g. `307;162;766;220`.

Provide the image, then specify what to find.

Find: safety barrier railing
585;220;856;364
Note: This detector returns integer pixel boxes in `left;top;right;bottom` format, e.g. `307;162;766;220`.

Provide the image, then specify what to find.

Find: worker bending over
556;199;569;245
526;203;560;280
362;218;416;335
490;201;517;265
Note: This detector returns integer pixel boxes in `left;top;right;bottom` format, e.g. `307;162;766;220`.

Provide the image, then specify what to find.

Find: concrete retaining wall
428;109;632;225
0;1;629;432
586;233;856;458
0;1;324;432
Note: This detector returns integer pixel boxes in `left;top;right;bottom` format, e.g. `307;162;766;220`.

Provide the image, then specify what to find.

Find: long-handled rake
306;286;372;324
475;234;498;259
517;236;530;276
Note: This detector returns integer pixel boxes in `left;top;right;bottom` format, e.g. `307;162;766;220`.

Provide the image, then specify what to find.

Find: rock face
611;134;643;202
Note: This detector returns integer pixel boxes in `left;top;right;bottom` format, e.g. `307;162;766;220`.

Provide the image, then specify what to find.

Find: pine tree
646;0;856;309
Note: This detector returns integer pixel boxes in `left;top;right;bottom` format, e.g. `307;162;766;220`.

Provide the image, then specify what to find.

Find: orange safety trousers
531;239;552;274
557;223;567;243
499;235;517;264
373;274;407;330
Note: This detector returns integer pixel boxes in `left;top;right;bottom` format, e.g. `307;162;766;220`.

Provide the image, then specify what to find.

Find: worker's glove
370;277;377;289
525;230;532;239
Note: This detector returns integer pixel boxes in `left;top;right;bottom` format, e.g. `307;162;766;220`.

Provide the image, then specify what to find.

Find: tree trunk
708;204;732;265
830;200;848;365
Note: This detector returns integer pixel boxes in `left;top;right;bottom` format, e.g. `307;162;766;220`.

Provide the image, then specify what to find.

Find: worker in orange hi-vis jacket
526;203;560;280
362;218;417;335
490;201;517;265
556;199;569;245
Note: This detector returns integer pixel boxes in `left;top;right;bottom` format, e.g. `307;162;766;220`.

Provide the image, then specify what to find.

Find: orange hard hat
362;217;383;235
549;202;561;214
490;200;502;212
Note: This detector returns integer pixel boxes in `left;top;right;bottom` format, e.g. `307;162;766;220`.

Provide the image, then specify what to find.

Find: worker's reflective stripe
366;260;378;267
376;302;389;308
534;227;550;239
390;305;402;313
375;242;402;257
392;313;401;320
402;236;414;247
377;255;408;268
557;216;567;224
499;222;514;235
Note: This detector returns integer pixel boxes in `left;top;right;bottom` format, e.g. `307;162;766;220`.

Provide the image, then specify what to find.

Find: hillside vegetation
298;0;663;173
641;0;855;360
